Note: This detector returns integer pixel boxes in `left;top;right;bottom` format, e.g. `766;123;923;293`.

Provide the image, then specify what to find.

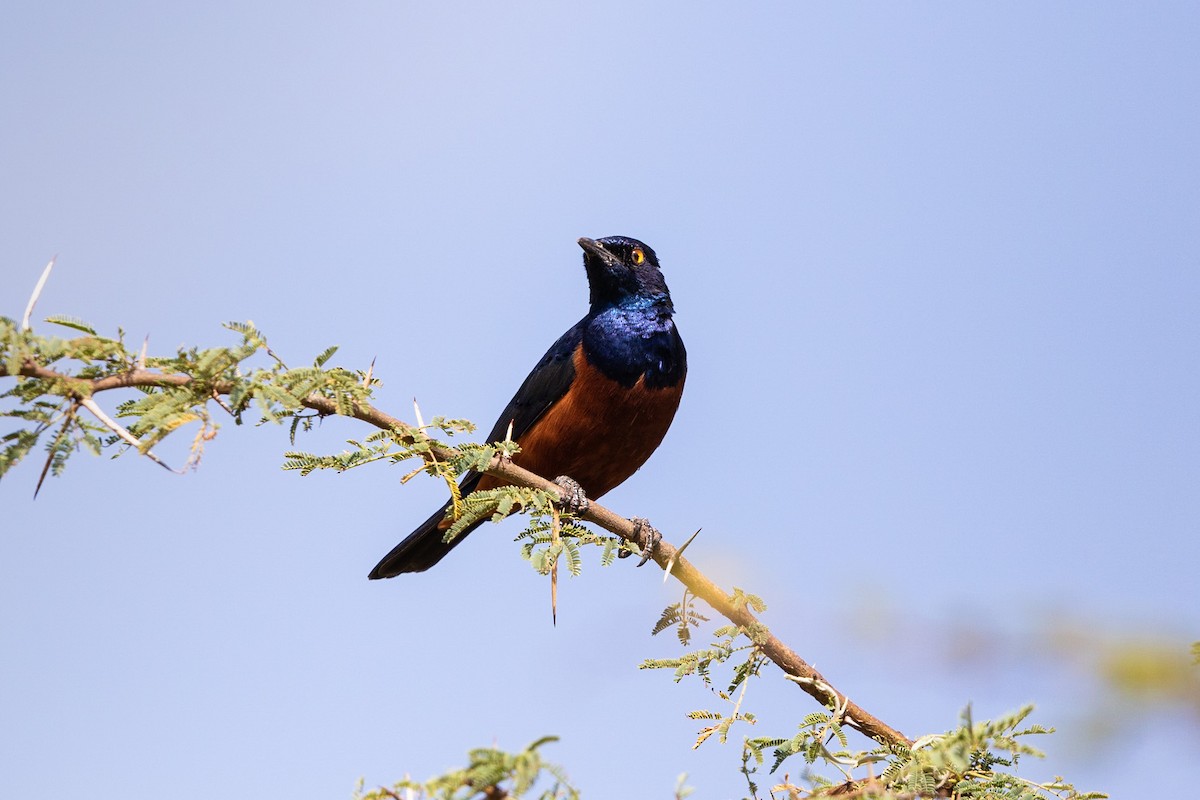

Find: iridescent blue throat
582;294;685;389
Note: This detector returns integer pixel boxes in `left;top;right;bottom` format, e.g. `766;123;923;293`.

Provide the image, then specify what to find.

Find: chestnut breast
476;344;684;498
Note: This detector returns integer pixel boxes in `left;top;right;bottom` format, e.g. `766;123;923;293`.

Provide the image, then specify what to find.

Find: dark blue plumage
368;236;686;578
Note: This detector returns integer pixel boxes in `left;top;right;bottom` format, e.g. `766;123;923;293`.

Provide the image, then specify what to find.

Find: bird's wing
367;319;587;578
482;318;585;445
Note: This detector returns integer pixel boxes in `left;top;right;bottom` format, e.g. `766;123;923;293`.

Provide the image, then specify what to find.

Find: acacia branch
3;358;912;749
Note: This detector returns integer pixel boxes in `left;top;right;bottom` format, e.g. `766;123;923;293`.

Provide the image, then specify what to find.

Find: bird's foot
551;475;589;516
620;517;662;567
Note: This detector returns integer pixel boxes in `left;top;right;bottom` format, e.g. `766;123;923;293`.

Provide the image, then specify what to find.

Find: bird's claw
620;517;661;567
551;475;589;516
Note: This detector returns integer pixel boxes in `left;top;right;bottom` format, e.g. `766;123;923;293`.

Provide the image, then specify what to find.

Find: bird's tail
367;474;484;579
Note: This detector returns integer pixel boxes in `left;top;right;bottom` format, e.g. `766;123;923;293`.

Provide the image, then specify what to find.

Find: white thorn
79;396;183;474
413;397;425;429
664;528;702;583
21;255;57;331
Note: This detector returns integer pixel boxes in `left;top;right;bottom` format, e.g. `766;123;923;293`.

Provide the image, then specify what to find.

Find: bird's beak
578;237;622;270
578;237;605;258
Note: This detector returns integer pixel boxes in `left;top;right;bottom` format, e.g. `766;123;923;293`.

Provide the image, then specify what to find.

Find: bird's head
578;236;671;308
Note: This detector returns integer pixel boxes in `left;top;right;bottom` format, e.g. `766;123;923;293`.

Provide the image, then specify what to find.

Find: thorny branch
1;355;912;750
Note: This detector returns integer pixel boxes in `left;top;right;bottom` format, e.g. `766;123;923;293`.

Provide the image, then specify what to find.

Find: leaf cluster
1;316;392;483
641;594;1105;799
651;589;711;646
516;513;624;577
355;737;579;800
2;317;121;482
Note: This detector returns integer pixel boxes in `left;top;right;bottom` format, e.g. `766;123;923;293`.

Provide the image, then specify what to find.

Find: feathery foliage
355;737;579;800
651;590;711;646
517;515;623;576
1;315;388;480
2;310;1112;799
641;597;1105;799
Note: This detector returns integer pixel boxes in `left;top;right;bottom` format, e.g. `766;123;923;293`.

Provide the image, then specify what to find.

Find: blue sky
3;3;1198;797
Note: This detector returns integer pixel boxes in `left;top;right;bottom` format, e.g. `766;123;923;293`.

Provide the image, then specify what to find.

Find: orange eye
631;248;645;266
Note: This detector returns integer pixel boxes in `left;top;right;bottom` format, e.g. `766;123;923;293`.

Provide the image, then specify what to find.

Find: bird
368;235;686;579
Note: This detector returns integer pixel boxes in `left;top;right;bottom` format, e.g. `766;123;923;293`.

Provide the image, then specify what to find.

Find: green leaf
43;315;96;335
313;345;338;367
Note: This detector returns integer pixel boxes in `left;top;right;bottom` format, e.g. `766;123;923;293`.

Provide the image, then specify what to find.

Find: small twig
679;588;696;633
210;389;235;417
728;654;754;727
78;396;183;474
21;256;57;331
550;507;560;626
34;402;79;498
264;344;287;369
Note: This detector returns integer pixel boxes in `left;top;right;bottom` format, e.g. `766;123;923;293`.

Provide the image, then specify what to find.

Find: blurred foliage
845;596;1200;750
